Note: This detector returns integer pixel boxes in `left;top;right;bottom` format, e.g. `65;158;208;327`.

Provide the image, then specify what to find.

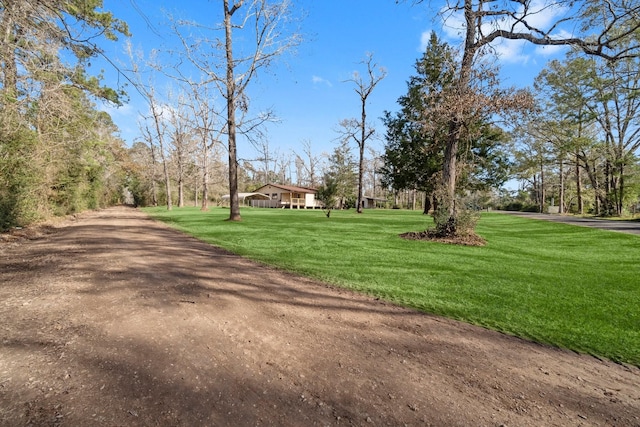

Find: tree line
380;28;640;221
2;0;639;238
382;0;640;239
0;0;129;229
510;49;640;216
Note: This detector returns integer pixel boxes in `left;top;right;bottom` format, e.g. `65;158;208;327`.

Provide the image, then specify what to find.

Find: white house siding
304;193;321;209
253;184;318;209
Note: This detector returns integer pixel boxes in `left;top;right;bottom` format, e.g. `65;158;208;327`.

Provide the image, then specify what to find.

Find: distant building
361;196;387;209
221;192;270;206
252;183;321;209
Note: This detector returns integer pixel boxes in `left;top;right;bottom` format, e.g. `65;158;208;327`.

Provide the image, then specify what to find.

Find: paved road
496;211;640;235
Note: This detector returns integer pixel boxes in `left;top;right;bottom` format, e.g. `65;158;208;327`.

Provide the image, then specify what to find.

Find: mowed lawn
145;206;640;366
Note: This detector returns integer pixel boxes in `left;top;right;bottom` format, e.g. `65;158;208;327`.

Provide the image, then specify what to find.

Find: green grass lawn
145;206;640;366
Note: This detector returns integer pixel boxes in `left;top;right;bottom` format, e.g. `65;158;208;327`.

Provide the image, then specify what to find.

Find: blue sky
99;0;568;161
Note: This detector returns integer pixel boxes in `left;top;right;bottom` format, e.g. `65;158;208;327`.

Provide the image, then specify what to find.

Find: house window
271;193;278;199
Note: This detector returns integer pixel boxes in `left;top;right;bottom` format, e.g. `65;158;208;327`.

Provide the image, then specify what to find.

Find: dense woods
0;0;130;229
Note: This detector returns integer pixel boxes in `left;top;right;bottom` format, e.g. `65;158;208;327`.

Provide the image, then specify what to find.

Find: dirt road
1;206;638;426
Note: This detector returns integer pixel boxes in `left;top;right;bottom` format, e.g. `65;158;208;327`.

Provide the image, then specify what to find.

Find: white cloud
493;39;531;64
534;29;573;56
519;0;570;32
535;44;567;57
420;31;430;52
312;75;332;87
438;8;465;42
435;0;573;64
438;0;572;42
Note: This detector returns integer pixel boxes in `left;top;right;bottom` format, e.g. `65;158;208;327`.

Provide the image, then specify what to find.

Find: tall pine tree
380;32;455;213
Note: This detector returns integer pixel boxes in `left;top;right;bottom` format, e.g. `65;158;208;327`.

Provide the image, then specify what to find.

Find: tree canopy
0;0;130;229
406;0;640;236
381;32;513;221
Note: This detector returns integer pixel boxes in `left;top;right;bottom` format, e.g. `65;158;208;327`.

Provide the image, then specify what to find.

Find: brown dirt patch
1;206;638;426
399;230;487;246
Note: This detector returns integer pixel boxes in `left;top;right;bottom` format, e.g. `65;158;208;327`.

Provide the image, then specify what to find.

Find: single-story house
252;183;320;209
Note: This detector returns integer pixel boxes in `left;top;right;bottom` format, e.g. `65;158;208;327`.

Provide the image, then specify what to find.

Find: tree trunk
581;156;603;215
177;152;184;207
159;147;172;210
575;151;583;214
0;2;18;105
423;193;431;215
540;162;545;214
533;174;539;209
442;120;460;218
356;99;366;214
194;164;199;208
159;149;172;210
201;144;209;211
604;158;612;215
559;157;564;214
224;0;241;221
617;163;624;216
150;143;159;207
150;102;171;211
437;0;476;234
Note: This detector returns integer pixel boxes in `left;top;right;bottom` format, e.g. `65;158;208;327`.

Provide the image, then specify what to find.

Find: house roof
255;183;317;193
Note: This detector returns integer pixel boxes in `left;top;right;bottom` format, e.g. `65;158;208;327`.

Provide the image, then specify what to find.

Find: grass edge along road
145;207;640;366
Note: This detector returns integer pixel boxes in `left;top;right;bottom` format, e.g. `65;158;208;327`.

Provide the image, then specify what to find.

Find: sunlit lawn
145;206;640;366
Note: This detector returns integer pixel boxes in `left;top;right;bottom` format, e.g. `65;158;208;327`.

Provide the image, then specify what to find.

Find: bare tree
124;43;174;210
194;85;221;211
167;1;301;220
251;137;279;184
294;154;305;186
411;0;640;236
340;53;387;213
166;93;197;208
150;16;227;211
277;153;293;184
175;81;223;211
222;0;302;220
293;139;323;188
146;91;173;210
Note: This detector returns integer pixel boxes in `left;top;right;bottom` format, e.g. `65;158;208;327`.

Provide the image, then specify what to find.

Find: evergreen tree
380;32;455;212
409;0;640;237
0;0;129;228
381;32;511;219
